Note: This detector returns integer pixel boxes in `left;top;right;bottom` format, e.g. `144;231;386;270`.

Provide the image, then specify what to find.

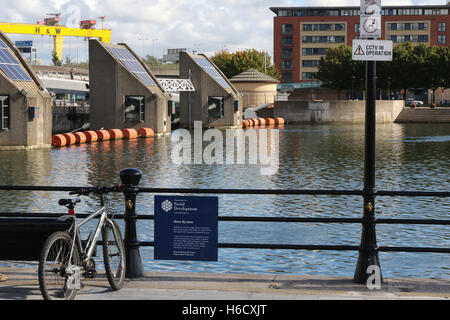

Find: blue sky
0;0;445;65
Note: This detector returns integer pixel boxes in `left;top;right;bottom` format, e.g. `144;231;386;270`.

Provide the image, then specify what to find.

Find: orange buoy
84;131;98;142
96;130;110;141
73;132;86;144
62;133;76;145
275;118;285;125
122;128;138;139
108;129;123;140
242;120;249;128
138;127;155;138
265;118;275;125
248;119;255;126
52;134;67;147
254;118;261;126
259;118;266;126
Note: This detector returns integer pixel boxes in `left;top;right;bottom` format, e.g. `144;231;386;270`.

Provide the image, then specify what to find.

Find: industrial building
179;51;242;128
271;3;450;88
0;31;52;149
89;40;171;134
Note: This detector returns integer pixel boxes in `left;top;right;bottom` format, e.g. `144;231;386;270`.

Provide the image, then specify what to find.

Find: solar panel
0;39;8;49
193;57;231;89
106;46;157;86
0;42;32;82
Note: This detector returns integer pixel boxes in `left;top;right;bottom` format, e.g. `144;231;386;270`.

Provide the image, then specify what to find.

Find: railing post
120;168;144;278
354;60;383;284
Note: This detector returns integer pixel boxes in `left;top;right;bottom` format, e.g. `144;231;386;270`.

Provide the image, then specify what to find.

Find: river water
0;123;448;279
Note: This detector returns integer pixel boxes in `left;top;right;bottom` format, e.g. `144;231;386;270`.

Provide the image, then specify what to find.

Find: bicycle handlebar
69;185;122;196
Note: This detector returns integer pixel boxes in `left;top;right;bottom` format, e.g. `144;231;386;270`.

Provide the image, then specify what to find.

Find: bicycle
38;186;126;300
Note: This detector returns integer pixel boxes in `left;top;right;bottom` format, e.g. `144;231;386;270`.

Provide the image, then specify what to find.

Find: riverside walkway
0;267;448;300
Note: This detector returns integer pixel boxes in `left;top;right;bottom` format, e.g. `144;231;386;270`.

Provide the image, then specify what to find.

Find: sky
0;0;445;65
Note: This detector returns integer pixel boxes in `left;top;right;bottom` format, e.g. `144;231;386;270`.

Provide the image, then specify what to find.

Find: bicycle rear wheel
102;219;126;290
38;231;80;300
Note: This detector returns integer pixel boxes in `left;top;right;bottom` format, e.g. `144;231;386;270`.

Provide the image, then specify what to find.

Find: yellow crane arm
0;22;112;61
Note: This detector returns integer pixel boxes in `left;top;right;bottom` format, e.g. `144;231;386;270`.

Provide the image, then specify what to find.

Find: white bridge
158;78;195;92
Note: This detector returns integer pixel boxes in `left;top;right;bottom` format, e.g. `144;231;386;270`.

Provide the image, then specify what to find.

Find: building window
438;22;446;32
125;96;145;122
282;36;293;46
281;72;292;83
302;60;320;67
302;48;328;56
282;24;293;34
282;60;293;70
208;97;224;120
341;9;360;16
278;10;293;17
388;22;428;31
438;35;446;44
0;95;10;131
303;23;345;31
424;9;448;15
302;35;344;43
302;72;316;80
282;48;293;59
388;35;429;43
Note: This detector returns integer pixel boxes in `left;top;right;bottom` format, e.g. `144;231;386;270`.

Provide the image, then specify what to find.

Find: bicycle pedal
83;271;97;279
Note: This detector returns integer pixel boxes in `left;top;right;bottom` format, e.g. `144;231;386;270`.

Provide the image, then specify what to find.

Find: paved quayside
0;267;448;300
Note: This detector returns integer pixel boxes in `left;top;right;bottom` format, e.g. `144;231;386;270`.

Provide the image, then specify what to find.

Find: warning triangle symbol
354;45;365;55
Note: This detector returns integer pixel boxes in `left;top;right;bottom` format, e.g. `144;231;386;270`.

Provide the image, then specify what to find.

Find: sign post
353;0;387;285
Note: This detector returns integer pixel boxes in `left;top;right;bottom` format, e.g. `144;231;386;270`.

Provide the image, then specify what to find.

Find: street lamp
152;38;159;58
138;38;148;58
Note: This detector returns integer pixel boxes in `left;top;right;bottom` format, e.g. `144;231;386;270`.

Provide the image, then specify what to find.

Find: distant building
179;52;242;128
89;40;171;134
270;4;450;89
229;69;279;109
0;31;52;150
162;48;187;63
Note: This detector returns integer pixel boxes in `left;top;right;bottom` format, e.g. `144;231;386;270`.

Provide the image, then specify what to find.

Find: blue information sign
15;41;33;48
154;195;218;261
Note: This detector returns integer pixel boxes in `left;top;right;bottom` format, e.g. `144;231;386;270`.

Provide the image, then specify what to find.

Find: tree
315;43;450;101
51;50;61;66
210;49;279;80
315;45;364;99
210;50;235;78
143;55;163;67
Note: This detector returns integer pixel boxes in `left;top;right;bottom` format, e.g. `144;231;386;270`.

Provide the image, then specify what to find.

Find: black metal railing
1;175;449;283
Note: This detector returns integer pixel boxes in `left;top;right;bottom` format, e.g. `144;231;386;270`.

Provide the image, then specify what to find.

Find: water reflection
0;123;448;278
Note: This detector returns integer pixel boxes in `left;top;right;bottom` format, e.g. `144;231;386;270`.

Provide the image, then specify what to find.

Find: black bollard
353;61;383;285
120;168;144;278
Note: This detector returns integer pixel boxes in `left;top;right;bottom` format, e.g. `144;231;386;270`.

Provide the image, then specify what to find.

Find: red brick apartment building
271;3;450;88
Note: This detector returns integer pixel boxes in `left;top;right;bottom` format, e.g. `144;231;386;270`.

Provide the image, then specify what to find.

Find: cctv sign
352;39;393;61
360;0;382;39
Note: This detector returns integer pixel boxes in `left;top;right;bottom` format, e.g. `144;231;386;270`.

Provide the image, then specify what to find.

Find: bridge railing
0;169;449;283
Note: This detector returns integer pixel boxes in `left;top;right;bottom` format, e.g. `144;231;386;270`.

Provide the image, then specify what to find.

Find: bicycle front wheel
102;219;126;290
38;231;80;300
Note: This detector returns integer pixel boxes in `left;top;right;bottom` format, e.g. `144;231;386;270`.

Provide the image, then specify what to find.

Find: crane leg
53;35;64;63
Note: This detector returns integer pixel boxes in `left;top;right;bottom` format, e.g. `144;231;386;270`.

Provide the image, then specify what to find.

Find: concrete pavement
0;267;448;300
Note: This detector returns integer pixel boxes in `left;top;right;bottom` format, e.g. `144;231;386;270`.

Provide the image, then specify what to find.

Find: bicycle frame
76;206;108;262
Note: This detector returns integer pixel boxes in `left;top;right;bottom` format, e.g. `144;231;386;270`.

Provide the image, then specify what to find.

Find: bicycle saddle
58;198;81;207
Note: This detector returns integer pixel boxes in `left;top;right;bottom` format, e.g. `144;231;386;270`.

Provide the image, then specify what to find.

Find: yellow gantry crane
0;13;112;62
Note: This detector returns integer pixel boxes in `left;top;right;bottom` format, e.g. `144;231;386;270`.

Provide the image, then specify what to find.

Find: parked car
408;99;424;105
